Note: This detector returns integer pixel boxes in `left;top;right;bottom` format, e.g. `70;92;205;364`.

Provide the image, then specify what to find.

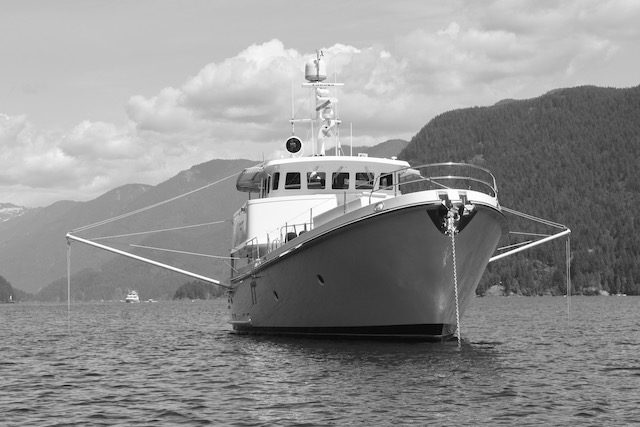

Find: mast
300;50;343;156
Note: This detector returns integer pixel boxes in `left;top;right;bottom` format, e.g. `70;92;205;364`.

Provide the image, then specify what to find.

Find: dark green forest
400;85;640;296
0;275;15;302
173;280;225;300
0;275;31;302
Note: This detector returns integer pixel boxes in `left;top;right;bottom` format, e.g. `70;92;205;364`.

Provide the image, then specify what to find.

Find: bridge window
332;172;350;189
355;172;375;189
307;172;326;189
379;173;393;189
272;172;280;190
285;172;301;189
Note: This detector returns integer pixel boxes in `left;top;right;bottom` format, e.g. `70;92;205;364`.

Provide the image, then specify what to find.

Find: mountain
0;159;256;297
400;84;640;296
350;139;409;158
0;275;15;302
0;203;30;222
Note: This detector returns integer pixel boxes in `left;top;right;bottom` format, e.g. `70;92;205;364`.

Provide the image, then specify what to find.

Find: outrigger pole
64;171;242;293
65;233;231;290
485;208;572;319
489;206;571;263
489;228;571;263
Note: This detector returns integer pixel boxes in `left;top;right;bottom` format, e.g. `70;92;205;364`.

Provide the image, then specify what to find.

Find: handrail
372;162;499;199
240;162;499;263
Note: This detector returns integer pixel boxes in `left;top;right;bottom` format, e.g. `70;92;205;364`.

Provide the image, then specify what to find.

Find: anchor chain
446;207;462;347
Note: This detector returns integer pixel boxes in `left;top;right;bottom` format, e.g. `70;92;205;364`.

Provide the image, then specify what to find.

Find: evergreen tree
400;85;640;295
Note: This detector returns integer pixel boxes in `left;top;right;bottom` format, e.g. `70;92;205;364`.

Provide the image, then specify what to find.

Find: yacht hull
229;201;506;341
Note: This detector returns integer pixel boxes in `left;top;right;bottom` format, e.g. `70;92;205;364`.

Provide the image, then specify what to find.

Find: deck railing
236;162;499;272
391;162;498;198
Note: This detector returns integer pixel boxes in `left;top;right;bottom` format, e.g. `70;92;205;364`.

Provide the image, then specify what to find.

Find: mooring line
446;207;462;347
450;229;461;347
66;239;71;333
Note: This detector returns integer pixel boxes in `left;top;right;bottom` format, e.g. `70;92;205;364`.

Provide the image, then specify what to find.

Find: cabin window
379;173;393;189
272;172;280;190
307;172;326;189
332;172;350;189
285;172;301;189
355;172;375;189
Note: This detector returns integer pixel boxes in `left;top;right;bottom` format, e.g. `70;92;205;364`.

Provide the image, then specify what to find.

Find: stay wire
89;220;230;241
70;171;241;234
501;206;567;229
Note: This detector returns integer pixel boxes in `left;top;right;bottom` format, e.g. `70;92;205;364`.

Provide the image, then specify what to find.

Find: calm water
2;296;639;426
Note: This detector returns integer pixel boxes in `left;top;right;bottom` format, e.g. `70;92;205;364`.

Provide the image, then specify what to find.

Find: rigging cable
127;244;239;260
501;206;566;229
67;239;71;332
89;220;230;241
566;235;572;323
70;171;241;234
65;170;241;299
499;205;573;329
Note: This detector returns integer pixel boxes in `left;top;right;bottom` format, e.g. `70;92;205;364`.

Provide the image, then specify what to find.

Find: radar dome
305;57;327;82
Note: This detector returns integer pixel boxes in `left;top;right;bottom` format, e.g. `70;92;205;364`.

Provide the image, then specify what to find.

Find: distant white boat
125;290;140;303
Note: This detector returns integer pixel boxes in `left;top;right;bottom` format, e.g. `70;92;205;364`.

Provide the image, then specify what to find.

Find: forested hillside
0;275;31;302
0;275;15;302
0;159;255;300
400;85;640;295
173;280;225;300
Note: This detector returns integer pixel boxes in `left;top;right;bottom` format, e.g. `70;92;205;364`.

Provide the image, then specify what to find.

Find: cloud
0;113;165;206
121;40;422;162
2;2;639;207
127;88;195;134
0;114;70;186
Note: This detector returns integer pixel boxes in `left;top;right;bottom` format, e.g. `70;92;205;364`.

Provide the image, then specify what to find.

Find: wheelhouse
236;155;409;198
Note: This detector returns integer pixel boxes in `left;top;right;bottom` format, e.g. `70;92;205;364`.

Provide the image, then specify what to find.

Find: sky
1;0;639;207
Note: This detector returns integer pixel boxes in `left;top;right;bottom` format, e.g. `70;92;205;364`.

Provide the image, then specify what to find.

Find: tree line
400;85;640;295
173;280;225;300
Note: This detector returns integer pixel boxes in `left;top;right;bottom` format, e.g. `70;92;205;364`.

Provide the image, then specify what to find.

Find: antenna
350;123;353;157
291;79;295;135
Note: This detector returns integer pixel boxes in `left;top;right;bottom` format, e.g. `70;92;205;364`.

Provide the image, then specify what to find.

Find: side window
379;173;393;189
332;172;350;189
272;172;280;190
263;177;270;196
355;172;374;189
285;172;301;189
307;172;326;189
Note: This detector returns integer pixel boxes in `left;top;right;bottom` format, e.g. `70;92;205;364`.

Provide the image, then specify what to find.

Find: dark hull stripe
231;323;457;342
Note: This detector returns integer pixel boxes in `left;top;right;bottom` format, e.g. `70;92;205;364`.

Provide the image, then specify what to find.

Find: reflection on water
2;296;640;426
